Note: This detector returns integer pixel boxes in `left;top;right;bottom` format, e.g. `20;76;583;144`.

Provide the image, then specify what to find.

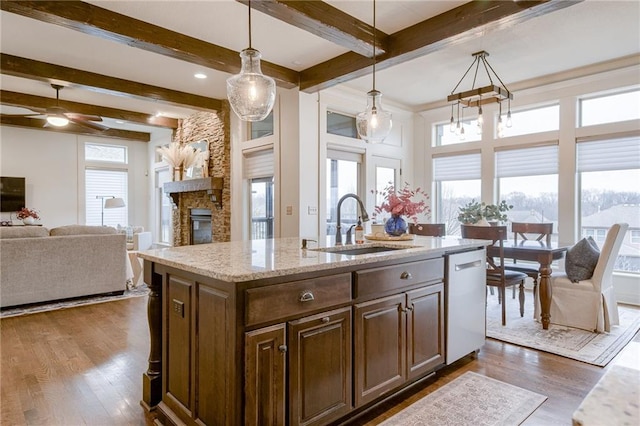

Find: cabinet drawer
245;273;352;326
354;258;443;298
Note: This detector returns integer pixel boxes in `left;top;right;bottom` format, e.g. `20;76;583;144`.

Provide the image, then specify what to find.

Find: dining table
488;240;569;330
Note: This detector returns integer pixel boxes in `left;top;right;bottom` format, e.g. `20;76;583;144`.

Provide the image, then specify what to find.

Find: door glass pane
326;158;359;236
375;166;396;214
251;177;274;239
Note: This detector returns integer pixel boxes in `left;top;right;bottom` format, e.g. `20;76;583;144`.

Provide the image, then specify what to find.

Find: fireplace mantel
164;177;224;209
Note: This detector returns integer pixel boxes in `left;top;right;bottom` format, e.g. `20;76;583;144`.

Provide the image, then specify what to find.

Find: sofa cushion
49;225;118;236
565;236;600;282
0;226;49;239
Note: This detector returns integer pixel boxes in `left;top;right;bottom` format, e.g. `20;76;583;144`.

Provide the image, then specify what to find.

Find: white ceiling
1;0;639;135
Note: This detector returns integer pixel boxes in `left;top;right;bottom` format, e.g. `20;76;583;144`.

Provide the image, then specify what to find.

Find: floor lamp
97;196;126;226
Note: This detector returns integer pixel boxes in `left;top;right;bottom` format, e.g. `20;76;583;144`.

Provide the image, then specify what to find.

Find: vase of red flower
16;207;40;225
372;182;430;236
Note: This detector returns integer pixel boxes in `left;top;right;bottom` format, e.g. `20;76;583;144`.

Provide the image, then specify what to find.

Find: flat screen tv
0;177;26;213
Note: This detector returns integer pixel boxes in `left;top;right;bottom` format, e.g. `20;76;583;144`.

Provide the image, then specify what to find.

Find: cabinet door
406;283;445;380
245;324;286;426
354;294;406;407
288;307;352;426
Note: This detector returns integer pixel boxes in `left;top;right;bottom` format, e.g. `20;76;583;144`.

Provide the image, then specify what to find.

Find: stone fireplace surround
168;108;231;247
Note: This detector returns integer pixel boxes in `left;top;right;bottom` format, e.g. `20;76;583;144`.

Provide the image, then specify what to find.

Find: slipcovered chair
534;223;628;333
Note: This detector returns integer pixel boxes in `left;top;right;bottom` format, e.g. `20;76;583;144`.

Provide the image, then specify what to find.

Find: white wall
0;125;154;230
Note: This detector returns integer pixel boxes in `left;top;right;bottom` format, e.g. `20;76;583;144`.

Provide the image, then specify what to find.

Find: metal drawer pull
299;291;315;302
321;316;330;323
278;345;287;353
455;260;482;271
400;271;412;279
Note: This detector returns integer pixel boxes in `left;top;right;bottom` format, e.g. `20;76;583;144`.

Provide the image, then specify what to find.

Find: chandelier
356;0;392;144
448;51;513;139
226;0;276;122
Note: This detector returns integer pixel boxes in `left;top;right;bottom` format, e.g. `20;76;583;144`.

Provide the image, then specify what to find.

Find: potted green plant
457;200;512;225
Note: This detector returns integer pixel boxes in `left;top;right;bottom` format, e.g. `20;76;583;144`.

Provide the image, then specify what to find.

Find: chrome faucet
335;193;369;245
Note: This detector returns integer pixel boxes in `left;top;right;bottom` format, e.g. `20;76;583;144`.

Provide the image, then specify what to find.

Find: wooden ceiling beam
299;0;583;92
239;0;388;57
1;91;179;129
0;115;151;142
1;54;221;112
0;0;299;89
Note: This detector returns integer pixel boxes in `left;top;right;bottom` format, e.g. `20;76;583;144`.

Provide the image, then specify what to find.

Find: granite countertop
137;236;488;282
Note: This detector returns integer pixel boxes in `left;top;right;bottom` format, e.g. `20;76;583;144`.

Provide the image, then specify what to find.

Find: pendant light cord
372;0;376;91
248;0;252;49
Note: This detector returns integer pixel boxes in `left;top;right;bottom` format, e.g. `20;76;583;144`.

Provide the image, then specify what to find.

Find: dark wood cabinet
245;324;286;426
288;307;352;426
354;266;445;407
150;253;451;426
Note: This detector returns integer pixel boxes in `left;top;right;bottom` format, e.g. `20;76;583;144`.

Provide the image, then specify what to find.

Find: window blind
86;168;128;226
243;149;274;179
577;136;640;172
433;153;481;181
496;144;558;178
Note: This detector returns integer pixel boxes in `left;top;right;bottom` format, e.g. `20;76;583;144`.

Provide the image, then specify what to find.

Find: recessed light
194;73;207;79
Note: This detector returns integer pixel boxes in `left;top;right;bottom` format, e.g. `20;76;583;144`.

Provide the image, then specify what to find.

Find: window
584;228;607;243
86;169;128;227
632;231;640;244
243;148;275;239
434;119;481;146
85;143;128;227
579;89;640;127
250;110;274;139
433;153;481;236
156;167;172;244
327;111;358;139
577;135;640;272
495;145;559;232
375;166;396;208
498;104;559;138
250;177;274;239
326;151;362;236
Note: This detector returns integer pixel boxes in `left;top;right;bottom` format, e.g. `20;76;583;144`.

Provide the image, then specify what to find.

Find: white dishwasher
445;248;487;365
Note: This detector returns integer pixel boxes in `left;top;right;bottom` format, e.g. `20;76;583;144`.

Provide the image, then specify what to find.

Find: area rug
486;290;640;366
0;284;149;319
379;371;546;426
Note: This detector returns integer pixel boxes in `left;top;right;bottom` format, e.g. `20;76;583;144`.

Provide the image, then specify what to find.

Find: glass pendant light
226;0;276;122
356;0;392;143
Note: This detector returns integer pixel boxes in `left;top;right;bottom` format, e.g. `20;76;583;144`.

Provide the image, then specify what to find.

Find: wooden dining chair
408;223;446;237
506;222;554;299
461;224;528;326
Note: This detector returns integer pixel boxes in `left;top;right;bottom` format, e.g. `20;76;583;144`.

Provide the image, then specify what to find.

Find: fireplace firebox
190;208;212;245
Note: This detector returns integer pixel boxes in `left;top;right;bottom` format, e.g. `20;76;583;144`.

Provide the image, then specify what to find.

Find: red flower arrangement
16;207;40;220
372;182;431;224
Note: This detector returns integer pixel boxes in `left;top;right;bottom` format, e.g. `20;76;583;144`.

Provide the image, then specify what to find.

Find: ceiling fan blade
69;117;109;131
64;113;103;122
2;113;44;117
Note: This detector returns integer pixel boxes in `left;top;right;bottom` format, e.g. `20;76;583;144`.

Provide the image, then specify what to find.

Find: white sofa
0;225;127;308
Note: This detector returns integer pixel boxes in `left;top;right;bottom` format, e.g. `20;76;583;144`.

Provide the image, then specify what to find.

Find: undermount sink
310;245;410;256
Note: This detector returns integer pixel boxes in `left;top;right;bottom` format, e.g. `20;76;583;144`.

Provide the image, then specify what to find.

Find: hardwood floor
1;295;637;425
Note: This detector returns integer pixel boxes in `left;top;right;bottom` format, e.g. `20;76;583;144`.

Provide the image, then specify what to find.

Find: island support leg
538;260;553;330
141;261;162;410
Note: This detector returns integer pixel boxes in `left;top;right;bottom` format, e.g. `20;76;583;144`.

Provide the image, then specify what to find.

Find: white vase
22;217;36;225
475;218;490;226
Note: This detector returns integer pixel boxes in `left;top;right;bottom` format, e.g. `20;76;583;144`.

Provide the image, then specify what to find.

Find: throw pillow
565;236;600;282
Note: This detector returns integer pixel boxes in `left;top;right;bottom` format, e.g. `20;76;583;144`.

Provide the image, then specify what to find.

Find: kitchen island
138;236;488;426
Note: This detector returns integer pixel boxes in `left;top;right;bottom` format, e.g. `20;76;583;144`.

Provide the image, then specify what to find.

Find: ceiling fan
5;84;108;131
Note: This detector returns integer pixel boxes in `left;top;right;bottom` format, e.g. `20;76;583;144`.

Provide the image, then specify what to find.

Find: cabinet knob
299;291;315;302
399;306;408;313
278;345;287;353
400;271;412;280
321;316;330;323
407;305;414;312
